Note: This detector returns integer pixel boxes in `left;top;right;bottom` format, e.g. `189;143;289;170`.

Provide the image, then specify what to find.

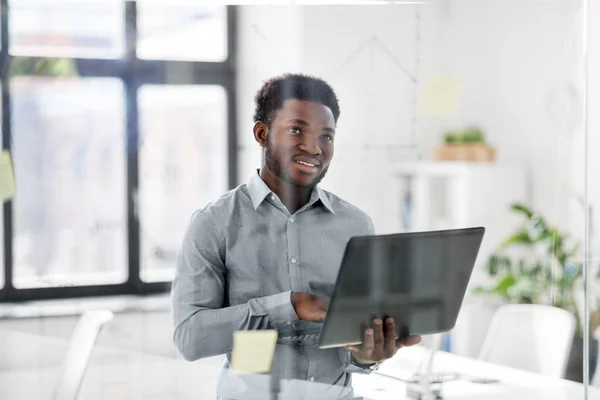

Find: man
172;73;421;398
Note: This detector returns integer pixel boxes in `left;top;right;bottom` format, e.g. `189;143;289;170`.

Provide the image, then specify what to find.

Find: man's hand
345;318;422;365
291;292;329;322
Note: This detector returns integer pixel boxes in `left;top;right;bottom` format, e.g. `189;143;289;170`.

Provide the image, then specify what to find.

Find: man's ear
253;121;268;147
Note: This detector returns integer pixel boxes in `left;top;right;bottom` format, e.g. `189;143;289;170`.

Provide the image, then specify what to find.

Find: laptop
276;227;485;348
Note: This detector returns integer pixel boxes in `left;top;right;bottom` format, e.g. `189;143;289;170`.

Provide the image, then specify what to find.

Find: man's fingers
310;296;329;321
395;335;422;348
373;319;385;355
317;296;330;311
345;345;359;352
362;329;375;358
384;318;397;356
314;309;327;322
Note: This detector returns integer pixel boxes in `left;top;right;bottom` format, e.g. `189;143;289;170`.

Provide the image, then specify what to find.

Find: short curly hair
253;73;340;127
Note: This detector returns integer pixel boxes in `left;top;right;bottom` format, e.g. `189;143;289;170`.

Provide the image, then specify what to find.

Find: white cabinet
393;161;529;357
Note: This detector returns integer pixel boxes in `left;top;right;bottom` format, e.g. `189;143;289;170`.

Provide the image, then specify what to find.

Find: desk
1;329;598;400
353;345;600;399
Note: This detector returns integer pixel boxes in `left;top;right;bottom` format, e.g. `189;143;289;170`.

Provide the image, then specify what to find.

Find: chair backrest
478;304;575;378
54;310;114;400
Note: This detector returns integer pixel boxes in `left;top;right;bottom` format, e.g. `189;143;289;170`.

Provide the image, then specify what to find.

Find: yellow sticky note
420;76;463;117
231;330;277;374
0;151;16;201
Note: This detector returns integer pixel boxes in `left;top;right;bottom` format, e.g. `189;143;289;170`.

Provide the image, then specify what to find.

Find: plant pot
564;335;598;383
434;144;496;162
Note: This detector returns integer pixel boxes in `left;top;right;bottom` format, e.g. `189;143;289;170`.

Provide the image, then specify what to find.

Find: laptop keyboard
277;332;321;346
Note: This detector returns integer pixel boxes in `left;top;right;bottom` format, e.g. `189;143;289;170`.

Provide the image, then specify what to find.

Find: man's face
262;99;336;188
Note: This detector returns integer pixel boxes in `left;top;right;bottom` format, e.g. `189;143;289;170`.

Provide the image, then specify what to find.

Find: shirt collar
314;185;335;214
247;170;335;214
247;170;273;210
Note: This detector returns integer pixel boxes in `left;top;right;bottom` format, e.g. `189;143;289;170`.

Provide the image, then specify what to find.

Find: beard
264;138;328;189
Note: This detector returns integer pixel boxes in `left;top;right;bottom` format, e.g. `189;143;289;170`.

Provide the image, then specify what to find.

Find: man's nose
299;137;322;155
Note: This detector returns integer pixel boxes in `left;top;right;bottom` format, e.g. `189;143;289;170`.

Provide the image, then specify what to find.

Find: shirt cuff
263;291;299;329
346;354;381;375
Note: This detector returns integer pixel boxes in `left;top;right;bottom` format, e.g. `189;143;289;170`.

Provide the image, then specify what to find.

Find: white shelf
394;161;522;177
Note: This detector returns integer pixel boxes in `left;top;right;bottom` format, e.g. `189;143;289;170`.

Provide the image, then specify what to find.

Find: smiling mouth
296;160;317;168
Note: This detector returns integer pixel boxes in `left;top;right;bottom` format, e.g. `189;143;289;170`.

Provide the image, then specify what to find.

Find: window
9;0;124;59
137;4;227;62
0;2;236;301
138;85;227;282
11;78;127;288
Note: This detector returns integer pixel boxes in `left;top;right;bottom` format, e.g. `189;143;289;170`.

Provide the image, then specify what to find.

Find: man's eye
288;127;301;134
322;134;334;141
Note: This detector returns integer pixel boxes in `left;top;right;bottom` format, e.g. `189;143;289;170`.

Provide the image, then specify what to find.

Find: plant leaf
510;203;534;219
488;254;500;276
501;229;534;247
490;275;517;298
500;256;513;273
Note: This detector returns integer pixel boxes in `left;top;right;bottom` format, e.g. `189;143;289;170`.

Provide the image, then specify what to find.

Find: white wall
236;6;304;185
588;0;600;262
423;0;584;227
237;4;428;234
581;0;600;262
299;5;424;234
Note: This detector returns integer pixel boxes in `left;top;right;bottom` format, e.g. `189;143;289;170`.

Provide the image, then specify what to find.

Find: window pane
11;78;127;288
9;0;124;59
138;85;227;282
137;4;227;62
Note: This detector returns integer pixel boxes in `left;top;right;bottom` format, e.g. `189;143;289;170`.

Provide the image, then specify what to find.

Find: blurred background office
0;0;599;399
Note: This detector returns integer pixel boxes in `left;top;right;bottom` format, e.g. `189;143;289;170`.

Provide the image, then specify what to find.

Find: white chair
54;310;114;400
478;304;575;378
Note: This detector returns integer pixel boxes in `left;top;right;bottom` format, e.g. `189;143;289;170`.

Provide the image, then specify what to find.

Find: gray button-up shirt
172;171;375;396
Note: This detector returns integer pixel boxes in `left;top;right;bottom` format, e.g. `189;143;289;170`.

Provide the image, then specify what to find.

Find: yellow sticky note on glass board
0;151;16;201
231;330;277;374
420;76;463;117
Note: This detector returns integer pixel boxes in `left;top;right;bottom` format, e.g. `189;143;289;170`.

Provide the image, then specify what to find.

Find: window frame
0;1;237;302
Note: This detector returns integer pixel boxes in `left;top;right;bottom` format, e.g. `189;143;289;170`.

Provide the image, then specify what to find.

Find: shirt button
271;195;276;201
291;258;297;264
310;377;315;382
289;217;295;223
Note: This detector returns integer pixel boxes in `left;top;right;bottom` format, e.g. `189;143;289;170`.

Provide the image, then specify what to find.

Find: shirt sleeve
345;353;381;374
366;215;376;235
171;210;299;361
363;213;375;236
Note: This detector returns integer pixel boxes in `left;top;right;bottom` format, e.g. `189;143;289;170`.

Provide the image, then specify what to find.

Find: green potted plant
435;126;495;162
473;202;598;382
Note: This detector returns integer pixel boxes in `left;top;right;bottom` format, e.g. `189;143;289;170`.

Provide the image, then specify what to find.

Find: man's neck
259;167;313;214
